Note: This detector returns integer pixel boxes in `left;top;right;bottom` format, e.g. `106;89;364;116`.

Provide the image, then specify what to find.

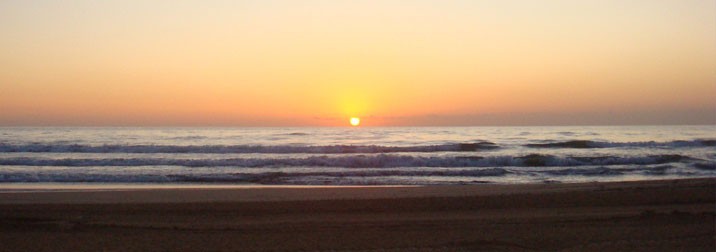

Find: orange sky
1;1;715;126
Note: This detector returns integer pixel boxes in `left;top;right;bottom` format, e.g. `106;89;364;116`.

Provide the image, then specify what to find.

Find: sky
1;0;715;126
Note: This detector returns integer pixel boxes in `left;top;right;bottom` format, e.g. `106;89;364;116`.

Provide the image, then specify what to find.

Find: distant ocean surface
0;126;714;185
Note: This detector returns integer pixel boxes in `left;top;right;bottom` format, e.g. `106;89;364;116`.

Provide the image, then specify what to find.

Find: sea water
0;126;714;185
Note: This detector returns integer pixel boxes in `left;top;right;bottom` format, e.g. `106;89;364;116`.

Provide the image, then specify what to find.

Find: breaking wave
1;127;713;185
0;164;699;184
0;154;695;168
0;142;498;154
525;139;715;149
0;169;509;184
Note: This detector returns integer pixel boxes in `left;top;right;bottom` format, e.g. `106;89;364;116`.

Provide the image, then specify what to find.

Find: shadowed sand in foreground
1;178;714;251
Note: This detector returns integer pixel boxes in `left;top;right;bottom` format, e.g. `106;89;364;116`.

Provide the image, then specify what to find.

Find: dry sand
1;178;714;251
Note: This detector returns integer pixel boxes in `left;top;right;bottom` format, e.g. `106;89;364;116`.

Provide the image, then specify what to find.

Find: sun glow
0;1;714;126
350;117;360;126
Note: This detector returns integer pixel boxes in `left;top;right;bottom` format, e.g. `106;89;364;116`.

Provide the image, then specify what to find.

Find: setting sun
350;117;360;126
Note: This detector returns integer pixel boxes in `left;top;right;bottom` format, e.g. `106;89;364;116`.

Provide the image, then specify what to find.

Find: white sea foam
0;164;707;184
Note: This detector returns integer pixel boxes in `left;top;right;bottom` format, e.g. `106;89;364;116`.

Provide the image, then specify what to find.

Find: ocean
0;126;714;185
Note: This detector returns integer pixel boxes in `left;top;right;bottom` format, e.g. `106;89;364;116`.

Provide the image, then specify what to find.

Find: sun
349;117;360;126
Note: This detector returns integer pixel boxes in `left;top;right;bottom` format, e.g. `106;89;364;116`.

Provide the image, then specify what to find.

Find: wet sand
1;178;714;251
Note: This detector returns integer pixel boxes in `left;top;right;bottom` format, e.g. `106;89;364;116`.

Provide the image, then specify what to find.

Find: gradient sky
1;0;715;126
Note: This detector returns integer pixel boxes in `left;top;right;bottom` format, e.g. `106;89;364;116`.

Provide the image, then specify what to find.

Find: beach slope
1;178;714;251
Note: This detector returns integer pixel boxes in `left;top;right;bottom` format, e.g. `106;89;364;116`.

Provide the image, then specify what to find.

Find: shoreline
0;183;418;193
1;178;714;251
0;178;711;204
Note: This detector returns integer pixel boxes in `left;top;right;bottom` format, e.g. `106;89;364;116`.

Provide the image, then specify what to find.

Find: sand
1;178;714;251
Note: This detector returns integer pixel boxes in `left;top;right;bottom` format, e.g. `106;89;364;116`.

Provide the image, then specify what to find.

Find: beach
1;178;713;251
3;0;715;250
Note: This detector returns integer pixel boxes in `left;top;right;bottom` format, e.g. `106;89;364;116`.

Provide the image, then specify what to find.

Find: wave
285;132;310;136
0;142;498;154
693;162;716;170
0;169;509;184
525;139;716;149
0;154;695;168
0;164;699;184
